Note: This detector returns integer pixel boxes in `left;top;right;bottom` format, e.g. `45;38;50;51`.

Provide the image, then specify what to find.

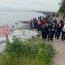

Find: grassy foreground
0;38;55;65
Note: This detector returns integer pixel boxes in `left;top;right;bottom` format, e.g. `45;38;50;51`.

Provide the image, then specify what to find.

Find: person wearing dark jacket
47;23;52;41
62;21;65;41
53;19;57;25
56;23;62;40
60;19;64;28
41;22;48;40
54;24;57;38
50;23;56;41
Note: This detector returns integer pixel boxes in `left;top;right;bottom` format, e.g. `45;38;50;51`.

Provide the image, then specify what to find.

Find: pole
6;35;9;44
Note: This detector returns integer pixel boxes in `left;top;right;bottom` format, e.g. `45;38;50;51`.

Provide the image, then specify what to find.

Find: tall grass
0;38;55;65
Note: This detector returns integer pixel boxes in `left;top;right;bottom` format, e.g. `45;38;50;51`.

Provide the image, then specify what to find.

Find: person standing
50;23;56;41
53;19;57;38
37;22;42;32
47;23;52;41
60;19;64;27
53;19;57;25
56;22;62;40
41;22;48;40
62;21;65;41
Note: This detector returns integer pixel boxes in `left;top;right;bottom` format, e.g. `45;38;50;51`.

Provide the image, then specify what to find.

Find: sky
0;0;61;12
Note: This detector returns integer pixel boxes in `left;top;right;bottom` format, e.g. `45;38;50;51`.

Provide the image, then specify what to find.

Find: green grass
0;38;55;65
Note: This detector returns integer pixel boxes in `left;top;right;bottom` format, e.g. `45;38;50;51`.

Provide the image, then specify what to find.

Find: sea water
0;11;44;26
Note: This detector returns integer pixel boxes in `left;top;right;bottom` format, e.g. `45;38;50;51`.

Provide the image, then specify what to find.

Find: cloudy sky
0;0;61;11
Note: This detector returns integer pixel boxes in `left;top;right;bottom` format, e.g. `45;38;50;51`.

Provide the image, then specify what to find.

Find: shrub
0;38;55;65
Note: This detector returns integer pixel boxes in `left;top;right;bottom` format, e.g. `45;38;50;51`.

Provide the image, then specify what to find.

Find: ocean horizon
0;11;44;26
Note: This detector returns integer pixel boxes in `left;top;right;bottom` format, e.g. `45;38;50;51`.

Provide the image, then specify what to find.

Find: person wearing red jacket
37;22;43;32
41;19;46;25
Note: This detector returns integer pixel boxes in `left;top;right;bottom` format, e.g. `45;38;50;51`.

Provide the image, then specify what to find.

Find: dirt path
52;16;65;65
52;40;65;65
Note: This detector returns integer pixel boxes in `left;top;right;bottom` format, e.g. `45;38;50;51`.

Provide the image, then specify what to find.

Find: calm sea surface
0;11;44;26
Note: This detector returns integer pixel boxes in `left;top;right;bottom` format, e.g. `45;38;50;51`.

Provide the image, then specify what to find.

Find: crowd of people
29;14;65;41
